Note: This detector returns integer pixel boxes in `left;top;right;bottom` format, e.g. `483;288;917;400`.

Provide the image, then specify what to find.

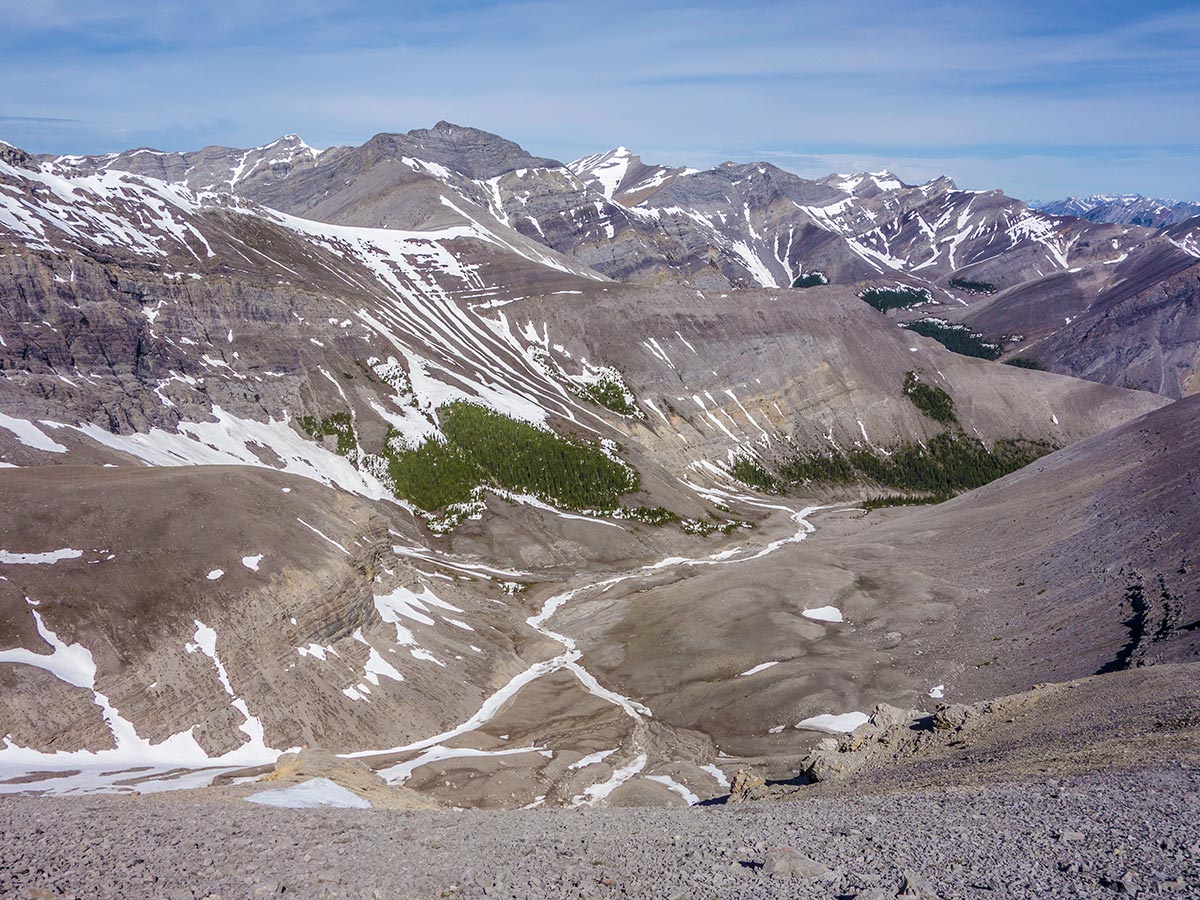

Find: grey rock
870;702;919;731
898;868;940;897
932;704;975;731
853;889;896;900
761;848;830;880
805;749;867;783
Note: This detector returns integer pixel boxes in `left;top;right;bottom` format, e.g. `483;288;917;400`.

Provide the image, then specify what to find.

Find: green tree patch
903;370;958;425
300;412;357;457
1004;357;1045;370
382;402;638;513
900;318;1002;360
859;286;931;312
949;276;998;295
791;272;829;288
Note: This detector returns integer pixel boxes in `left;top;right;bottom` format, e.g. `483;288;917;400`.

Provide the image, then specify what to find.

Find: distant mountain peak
362;122;563;180
1034;193;1200;228
569;147;650;200
820;170;908;197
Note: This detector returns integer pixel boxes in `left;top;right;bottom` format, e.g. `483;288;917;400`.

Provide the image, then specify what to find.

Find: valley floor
2;765;1196;900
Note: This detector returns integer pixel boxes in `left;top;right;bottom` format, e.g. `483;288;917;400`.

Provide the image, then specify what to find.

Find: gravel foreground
2;766;1197;900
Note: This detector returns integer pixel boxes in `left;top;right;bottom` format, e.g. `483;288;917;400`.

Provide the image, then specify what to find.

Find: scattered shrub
619;506;679;526
681;518;747;536
583;376;640;416
949;276;998;295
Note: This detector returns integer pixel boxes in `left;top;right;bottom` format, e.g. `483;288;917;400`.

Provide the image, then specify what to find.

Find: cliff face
0;465;537;761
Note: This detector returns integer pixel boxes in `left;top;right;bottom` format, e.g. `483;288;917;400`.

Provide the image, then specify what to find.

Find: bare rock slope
0;122;1194;814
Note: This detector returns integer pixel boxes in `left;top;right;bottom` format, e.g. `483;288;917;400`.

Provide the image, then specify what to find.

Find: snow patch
568;748;617;770
0;548;82;565
802;606;843;623
738;661;779;677
796;711;870;733
246;778;370;810
644;774;699;805
0;413;68;453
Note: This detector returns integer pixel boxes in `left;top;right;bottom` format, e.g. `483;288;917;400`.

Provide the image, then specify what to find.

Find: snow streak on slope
49;407;390;500
568;148;634;200
0;602;292;795
345;498;825;806
259;206;610;433
0;159;214;259
1;154;625;499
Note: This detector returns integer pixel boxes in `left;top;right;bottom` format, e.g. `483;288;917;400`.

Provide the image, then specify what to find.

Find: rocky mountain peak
0;139;35;170
922;174;957;191
820;170;907;197
567;147;649;199
383;122;563;180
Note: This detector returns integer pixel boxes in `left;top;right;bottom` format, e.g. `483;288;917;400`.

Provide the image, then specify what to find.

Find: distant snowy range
1032;193;1200;229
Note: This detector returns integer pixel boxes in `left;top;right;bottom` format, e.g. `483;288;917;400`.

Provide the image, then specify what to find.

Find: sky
1;0;1198;201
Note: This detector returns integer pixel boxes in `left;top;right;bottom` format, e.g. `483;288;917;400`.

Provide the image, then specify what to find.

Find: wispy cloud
0;114;81;123
1;0;1197;199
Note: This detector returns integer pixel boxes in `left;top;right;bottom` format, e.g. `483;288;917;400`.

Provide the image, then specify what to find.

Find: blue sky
2;0;1198;200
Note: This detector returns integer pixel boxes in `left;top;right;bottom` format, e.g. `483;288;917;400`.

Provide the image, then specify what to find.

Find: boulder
898;867;941;897
727;769;767;803
870;702;919;730
805;748;868;782
845;721;883;750
932;703;974;730
762;848;831;879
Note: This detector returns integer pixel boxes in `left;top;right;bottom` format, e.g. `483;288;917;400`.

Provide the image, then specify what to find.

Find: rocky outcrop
253;748;439;810
727;769;767;803
801;705;940;782
798;701;992;784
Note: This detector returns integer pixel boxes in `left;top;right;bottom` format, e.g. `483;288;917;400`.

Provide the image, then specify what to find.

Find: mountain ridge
8;120;1197;397
1034;193;1200;228
0;118;1194;813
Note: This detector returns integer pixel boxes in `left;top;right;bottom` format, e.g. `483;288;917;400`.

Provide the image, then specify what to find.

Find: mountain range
1034;193;1200;228
0;121;1197;817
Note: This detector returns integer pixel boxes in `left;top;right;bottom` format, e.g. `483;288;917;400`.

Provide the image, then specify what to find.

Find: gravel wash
2;766;1197;900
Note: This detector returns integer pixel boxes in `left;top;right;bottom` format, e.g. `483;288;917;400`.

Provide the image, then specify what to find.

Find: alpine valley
1;121;1198;897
